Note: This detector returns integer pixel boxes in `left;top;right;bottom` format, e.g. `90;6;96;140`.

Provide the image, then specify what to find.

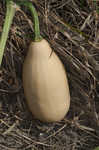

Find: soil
0;0;99;150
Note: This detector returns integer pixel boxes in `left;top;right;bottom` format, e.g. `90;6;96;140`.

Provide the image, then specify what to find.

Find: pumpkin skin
22;39;70;122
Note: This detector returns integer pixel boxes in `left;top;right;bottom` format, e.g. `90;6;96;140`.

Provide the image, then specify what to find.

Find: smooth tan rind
23;39;70;122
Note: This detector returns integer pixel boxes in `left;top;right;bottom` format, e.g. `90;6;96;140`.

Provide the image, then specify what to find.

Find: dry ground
0;0;99;149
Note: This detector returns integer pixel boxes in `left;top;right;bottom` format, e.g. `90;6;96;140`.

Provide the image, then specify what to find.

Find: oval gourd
23;39;70;122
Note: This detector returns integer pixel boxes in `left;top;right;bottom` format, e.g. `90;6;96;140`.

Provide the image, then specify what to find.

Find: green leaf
93;147;99;150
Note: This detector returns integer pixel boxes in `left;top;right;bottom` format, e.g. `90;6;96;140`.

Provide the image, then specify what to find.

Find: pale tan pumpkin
23;39;70;122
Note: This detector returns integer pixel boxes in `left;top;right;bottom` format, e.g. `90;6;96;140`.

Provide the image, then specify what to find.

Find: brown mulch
0;0;99;149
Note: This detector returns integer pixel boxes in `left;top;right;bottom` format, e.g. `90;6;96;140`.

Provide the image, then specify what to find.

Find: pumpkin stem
0;0;16;66
16;1;42;42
